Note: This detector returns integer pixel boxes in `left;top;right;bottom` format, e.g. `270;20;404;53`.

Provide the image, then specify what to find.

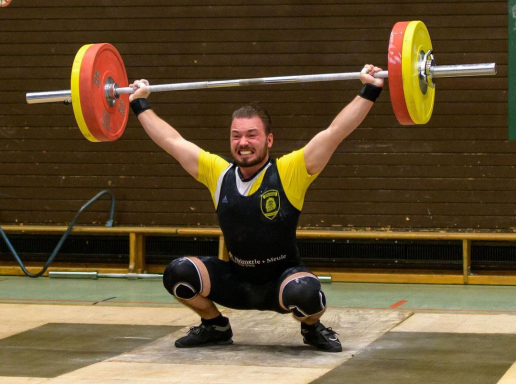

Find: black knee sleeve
282;276;326;318
163;257;203;300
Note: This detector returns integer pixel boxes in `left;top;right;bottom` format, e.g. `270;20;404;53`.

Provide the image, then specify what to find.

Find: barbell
26;20;497;142
47;270;332;282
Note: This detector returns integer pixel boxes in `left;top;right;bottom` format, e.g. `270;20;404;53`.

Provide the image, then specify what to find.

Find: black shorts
198;256;312;314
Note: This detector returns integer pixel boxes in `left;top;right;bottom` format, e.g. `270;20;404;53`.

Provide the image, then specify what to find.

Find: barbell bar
48;270;332;282
49;271;163;280
25;20;497;142
26;64;495;103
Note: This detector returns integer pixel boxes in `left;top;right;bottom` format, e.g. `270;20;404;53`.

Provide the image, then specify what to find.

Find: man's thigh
199;256;312;313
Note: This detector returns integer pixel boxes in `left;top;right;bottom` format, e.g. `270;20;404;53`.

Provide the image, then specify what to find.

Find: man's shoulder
199;150;232;168
276;147;305;168
197;150;232;185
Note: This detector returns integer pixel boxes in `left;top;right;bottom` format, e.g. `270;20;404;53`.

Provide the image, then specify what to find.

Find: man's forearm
327;96;373;142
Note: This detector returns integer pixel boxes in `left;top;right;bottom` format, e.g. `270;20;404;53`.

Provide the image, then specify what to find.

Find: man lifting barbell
23;19;497;351
128;64;384;352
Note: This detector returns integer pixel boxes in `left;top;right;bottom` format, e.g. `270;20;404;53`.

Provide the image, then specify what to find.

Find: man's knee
280;274;326;318
163;257;209;300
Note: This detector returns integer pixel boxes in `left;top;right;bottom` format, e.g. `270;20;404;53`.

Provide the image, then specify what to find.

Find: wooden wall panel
0;1;511;231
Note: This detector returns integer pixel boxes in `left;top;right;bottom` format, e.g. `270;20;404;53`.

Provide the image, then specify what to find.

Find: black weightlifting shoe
175;322;233;348
301;321;342;352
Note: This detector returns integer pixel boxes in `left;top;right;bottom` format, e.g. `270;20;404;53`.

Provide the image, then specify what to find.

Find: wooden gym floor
1;276;516;383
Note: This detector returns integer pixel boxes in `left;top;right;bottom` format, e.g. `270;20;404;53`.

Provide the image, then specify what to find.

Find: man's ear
267;133;273;148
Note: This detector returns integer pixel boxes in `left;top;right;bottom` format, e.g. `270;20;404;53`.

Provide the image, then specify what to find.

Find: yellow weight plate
71;44;100;142
401;21;435;125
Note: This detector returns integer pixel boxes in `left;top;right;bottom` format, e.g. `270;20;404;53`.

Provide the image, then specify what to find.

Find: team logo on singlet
260;190;280;220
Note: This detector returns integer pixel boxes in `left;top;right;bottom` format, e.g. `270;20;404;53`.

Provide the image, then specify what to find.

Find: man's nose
239;137;249;146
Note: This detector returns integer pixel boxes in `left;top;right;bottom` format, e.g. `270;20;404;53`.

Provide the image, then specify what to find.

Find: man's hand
360;64;384;88
129;79;151;102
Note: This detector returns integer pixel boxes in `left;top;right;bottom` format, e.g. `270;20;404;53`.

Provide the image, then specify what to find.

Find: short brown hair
231;104;272;135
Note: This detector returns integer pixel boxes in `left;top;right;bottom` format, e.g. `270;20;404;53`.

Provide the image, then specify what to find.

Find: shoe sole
175;339;234;348
320;346;342;352
303;339;342;353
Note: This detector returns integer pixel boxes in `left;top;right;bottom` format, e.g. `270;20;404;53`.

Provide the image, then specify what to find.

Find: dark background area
0;1;511;231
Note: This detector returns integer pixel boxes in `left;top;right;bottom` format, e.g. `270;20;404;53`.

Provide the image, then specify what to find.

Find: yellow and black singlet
197;148;319;283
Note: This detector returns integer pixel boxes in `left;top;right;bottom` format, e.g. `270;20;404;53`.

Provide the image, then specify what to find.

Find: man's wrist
130;98;152;116
358;83;383;103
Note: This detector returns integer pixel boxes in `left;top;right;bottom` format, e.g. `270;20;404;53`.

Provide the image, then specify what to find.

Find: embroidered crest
261;190;280;220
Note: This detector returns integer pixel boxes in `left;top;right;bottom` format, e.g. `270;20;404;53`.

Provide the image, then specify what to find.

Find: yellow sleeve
276;147;320;211
197;150;230;206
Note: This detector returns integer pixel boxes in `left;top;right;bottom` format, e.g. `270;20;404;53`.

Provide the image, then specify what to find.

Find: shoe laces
188;324;209;337
322;326;338;336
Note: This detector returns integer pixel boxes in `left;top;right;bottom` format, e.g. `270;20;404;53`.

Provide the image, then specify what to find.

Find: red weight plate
388;21;414;125
79;43;129;142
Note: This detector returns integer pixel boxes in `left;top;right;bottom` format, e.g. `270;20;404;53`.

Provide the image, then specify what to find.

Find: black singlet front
216;159;303;284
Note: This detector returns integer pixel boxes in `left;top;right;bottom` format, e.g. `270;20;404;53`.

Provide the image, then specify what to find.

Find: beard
231;143;269;168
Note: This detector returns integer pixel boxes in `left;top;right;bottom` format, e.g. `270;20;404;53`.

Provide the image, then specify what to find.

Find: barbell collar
25;63;497;105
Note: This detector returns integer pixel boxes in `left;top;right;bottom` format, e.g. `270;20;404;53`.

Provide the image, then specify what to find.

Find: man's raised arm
130;79;201;179
304;65;384;175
